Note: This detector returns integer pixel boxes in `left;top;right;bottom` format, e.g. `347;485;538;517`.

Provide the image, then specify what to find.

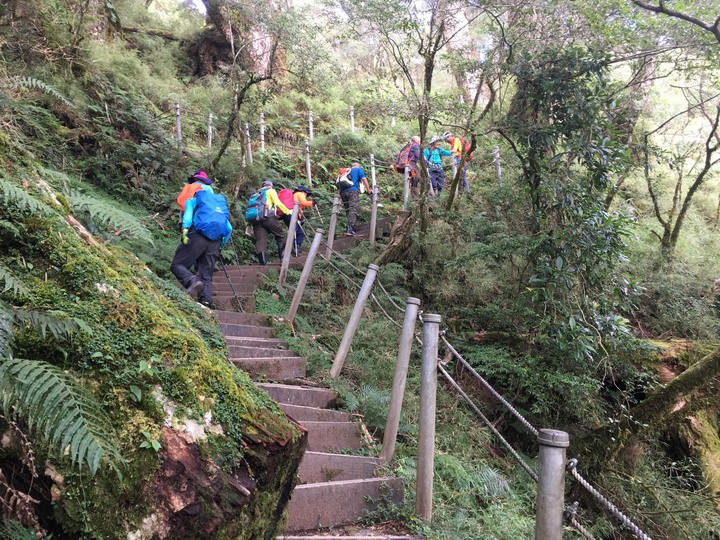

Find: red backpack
275;188;294;217
394;142;413;173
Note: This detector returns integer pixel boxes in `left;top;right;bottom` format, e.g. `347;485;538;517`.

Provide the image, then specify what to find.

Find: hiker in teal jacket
423;137;453;196
171;177;232;308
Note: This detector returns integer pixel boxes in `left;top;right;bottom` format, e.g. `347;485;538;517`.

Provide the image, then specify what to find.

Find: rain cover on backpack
275;188;294;217
193;190;229;241
245;188;268;222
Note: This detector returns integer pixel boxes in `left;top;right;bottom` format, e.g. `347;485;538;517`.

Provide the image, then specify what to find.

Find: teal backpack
193;190;229;241
245;188;268;222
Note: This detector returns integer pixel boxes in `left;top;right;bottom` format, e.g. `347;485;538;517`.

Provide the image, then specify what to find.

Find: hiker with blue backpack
245;180;291;265
424;136;453;196
170;171;232;308
338;162;371;236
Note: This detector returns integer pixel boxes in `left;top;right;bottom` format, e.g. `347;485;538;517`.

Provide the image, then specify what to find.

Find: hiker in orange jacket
442;131;472;193
278;185;316;254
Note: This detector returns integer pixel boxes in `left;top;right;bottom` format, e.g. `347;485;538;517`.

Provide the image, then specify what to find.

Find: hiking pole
219;258;244;313
314;204;324;226
228;235;242;267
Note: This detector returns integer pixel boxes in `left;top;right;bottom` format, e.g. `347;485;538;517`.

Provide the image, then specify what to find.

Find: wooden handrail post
325;193;340;260
370;154;378;245
279;202;300;285
287;229;325;323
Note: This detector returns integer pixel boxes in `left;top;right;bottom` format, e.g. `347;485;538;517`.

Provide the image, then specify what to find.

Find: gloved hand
220;235;229;248
181;228;189;245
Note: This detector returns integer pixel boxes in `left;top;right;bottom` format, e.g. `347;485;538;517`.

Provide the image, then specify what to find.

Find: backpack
276;188;294;217
394;142;413;173
456;137;474;162
336;168;353;190
245;188;268;223
176;182;205;211
193;190;229;241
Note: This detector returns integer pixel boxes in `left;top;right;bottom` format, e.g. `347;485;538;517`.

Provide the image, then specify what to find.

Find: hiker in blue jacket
170;179;232;308
423;136;453;196
339;162;371;236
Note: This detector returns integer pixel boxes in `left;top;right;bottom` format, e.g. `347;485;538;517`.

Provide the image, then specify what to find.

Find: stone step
258;383;338;409
213;310;271;326
303;421;362;452
226;336;289;348
297;452;384;484
286;477;404;531
278;536;417;540
212;295;255;313
280;403;352;423
211;282;259;294
220;322;273;338
228;345;300;359
231;357;305;380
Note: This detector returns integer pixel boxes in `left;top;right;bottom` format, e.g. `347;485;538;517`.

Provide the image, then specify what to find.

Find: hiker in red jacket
443;131;472;193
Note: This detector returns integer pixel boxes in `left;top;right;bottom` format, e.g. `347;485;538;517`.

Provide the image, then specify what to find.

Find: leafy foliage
0;181;52;215
0;265;29;297
0;358;124;475
3;76;74;108
68;191;153;244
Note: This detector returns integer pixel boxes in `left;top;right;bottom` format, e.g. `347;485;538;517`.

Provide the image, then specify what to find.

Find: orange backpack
176;182;205;212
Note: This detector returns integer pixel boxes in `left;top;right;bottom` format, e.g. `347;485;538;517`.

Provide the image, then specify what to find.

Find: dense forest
1;0;720;538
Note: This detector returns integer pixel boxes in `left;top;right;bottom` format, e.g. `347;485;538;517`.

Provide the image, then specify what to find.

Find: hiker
278;185;316;254
176;170;214;225
338;162;371;236
170;182;232;308
424;137;453;196
252;180;291;265
443;131;472;193
395;136;421;198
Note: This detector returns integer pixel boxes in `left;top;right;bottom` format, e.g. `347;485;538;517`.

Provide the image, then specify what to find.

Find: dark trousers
253;216;286;258
408;162;419;198
429;166;445;195
340;189;359;232
170;231;220;303
281;214;305;253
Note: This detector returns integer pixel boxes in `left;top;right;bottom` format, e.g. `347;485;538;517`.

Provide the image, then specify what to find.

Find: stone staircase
211;222;418;538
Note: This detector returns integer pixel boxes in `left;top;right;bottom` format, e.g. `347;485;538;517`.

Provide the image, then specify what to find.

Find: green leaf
129;385;142;402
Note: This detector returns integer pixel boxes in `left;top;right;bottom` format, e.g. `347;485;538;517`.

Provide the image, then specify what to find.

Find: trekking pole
314;204;324;226
219;258;244;313
229;235;242;267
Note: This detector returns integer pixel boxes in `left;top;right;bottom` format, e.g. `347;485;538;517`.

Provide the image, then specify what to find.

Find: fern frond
0;264;30;297
0;181;52;215
0;518;41;540
0;358;124;475
68;191;153;244
0;308;12;359
36;166;73;189
11;309;82;340
0;219;22;236
5;76;74;108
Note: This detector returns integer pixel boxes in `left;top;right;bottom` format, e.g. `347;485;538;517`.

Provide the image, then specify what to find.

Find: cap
262;180;273;187
442;131;452;140
294;185;310;194
191;170;213;184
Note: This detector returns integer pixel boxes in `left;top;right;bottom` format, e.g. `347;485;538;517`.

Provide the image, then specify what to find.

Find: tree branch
631;0;720;44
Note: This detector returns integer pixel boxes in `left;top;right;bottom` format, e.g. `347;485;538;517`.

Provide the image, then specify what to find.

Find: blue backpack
193;190;229;241
245;188;268;222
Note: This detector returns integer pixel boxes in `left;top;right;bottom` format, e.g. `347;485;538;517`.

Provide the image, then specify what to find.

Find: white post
452;160;459;198
391;116;396;127
309;110;314;141
305;137;313;186
260;112;265;151
207;113;213;153
279;202;301;286
370;154;378;245
403;165;410;211
175;103;182;148
325;193;340;260
349;105;355;132
287;229;325;323
535;430;569;540
330;264;380;379
493;146;502;187
416;313;441;523
245;122;253;166
380;298;421;462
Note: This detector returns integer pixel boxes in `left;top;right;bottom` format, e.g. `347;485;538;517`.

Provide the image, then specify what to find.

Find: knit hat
262;180;273;187
190;170;213;184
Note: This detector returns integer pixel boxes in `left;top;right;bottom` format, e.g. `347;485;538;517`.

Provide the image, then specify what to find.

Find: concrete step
280;403;352;423
258;383;338;409
211;282;259;294
228;345;300;359
212;295;255;313
278;536;417;540
297;452;384;484
303;421;362;452
231;357;305;380
226;336;289;348
220;322;273;338
213;310;270;326
286;477;404;531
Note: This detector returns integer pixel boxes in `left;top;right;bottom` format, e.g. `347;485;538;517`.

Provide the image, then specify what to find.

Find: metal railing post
175;103;182;149
309;110;314;141
287;229;325;323
349;105;355;132
245;122;253;166
416;313;441;523
329;264;379;379
279;202;300;285
494;146;502;187
305;137;313;186
207;113;213;153
370;154;378;245
325;193;340;260
403;165;410;210
452;160;458;198
380;297;421;462
535;429;569;540
260;112;265;151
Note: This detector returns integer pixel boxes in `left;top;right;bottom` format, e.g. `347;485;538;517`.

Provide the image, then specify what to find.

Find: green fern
0;264;30;297
4;77;74;108
0;309;11;359
11;309;87;339
0;358;124;475
68;191;153;244
0;181;53;215
0;518;44;540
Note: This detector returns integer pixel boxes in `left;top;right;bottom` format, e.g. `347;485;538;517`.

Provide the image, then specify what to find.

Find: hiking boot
256;252;267;265
185;279;204;299
345;228;356;236
199;299;215;309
